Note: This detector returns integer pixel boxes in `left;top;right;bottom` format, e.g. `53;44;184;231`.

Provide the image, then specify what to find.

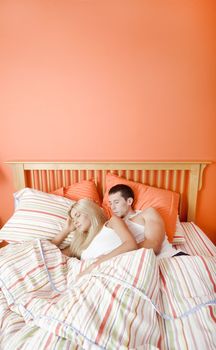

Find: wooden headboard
5;161;210;222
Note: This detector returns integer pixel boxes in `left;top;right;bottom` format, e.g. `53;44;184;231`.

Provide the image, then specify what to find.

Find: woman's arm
77;215;137;277
51;216;75;248
96;215;137;263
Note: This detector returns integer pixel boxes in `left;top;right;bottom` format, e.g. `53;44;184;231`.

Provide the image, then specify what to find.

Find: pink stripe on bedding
96;284;121;343
0;236;215;350
17;208;66;220
158;254;216;350
200;256;216;292
132;248;146;287
174;222;216;257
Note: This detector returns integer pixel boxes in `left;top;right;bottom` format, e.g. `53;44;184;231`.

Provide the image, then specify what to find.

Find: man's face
108;191;133;218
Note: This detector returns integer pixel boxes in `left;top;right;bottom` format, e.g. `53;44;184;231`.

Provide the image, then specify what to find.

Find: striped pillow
0;188;75;248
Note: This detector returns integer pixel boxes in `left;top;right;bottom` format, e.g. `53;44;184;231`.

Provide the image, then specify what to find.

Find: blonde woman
52;198;137;276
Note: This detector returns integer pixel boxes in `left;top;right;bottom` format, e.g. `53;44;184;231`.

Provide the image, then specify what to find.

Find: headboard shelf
5;161;211;223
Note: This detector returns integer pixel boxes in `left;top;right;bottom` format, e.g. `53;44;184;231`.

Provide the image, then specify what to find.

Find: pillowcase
0;188;75;248
51;180;101;205
102;173;180;243
64;180;101;204
51;187;64;196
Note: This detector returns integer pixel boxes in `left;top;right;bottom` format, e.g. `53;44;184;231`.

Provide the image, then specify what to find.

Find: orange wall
0;1;215;243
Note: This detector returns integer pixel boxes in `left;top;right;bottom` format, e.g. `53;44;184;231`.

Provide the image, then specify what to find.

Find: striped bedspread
174;222;216;257
0;239;215;350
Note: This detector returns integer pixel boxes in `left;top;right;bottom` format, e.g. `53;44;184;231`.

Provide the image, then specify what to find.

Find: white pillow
0;188;75;248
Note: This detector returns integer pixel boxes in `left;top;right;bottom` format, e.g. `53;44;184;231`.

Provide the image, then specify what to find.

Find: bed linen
0;238;215;350
174;222;216;257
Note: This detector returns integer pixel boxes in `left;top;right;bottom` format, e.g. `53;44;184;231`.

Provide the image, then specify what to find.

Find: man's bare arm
138;208;165;255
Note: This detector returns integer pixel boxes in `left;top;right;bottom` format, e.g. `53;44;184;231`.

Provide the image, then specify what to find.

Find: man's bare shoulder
129;211;145;225
107;215;125;229
140;207;164;225
141;207;159;217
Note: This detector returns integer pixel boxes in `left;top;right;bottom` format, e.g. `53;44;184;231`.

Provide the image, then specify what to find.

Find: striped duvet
0;238;215;350
174;222;216;257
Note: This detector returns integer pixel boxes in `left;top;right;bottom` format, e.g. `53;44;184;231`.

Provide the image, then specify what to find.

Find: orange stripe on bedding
133;249;145;287
10;264;44;289
0;240;9;248
200;256;216;293
47;261;67;271
44;333;54;348
209;306;216;322
157;335;162;348
192;223;214;256
159;270;177;318
96;285;121;343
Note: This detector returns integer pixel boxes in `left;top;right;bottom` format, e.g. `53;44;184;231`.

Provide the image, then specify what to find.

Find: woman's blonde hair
68;198;107;259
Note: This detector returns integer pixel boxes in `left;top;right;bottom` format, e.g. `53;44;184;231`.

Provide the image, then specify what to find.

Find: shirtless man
108;184;181;258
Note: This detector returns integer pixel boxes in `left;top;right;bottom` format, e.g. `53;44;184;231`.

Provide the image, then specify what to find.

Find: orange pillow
51;187;64;196
102;173;179;243
51;180;101;205
64;180;101;204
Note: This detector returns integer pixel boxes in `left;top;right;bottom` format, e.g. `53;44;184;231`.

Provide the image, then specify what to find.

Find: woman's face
70;208;91;233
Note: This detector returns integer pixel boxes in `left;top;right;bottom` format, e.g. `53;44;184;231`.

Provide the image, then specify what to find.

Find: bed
0;161;215;350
